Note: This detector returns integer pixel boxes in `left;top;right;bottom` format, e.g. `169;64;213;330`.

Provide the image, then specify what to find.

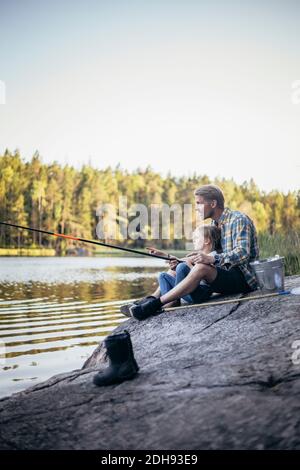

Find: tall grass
0;248;56;257
258;232;300;276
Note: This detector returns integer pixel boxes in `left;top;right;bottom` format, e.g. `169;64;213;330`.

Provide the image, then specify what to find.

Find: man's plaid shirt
211;207;259;290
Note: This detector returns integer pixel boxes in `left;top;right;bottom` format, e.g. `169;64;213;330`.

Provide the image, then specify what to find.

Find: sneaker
120;296;158;317
129;297;163;321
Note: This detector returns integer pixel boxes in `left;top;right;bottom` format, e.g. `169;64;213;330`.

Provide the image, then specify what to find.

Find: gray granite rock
0;276;300;450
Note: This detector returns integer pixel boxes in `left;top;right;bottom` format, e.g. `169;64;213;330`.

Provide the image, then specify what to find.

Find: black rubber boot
93;330;139;386
120;296;158;317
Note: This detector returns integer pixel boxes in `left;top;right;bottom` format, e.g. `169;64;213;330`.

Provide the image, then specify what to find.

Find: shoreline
0;249;187;257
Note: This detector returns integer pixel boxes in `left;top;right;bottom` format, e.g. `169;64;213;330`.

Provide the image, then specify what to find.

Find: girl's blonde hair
192;224;222;252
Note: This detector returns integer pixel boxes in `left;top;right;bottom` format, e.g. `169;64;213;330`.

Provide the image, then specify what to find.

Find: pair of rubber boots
93;330;139;386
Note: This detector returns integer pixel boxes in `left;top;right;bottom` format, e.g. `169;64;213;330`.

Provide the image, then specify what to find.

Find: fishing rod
0;221;180;262
164;288;300;312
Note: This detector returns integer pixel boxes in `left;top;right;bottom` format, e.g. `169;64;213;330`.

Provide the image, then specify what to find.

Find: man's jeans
158;262;213;304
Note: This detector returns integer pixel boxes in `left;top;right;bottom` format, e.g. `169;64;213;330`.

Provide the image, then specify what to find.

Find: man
127;184;259;320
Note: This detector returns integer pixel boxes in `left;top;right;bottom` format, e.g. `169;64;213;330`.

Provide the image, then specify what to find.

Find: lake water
0;256;166;398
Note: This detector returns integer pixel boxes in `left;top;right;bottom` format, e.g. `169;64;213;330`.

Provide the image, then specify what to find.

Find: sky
0;0;299;193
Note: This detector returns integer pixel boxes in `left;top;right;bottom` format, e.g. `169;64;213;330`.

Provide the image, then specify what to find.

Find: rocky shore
0;275;300;450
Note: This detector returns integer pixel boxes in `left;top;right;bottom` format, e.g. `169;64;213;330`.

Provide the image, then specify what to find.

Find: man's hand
185;251;198;258
189;252;215;265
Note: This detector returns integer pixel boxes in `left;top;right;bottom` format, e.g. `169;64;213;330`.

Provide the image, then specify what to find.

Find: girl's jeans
158;262;213;304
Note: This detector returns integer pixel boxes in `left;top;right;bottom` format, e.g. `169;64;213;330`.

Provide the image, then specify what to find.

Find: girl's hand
168;258;179;270
146;246;168;257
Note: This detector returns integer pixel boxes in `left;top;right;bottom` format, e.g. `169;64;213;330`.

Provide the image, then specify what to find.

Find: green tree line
0;149;299;251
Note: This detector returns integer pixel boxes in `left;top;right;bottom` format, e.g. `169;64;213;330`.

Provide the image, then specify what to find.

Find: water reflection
0;257;165;398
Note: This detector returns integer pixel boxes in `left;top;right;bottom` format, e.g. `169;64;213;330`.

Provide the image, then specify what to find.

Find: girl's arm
146;246;169;257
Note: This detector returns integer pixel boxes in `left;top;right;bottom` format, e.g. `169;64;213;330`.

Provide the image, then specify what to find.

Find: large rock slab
0;276;300;450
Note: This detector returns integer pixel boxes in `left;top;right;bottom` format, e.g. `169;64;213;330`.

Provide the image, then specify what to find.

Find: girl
148;225;221;305
120;225;221;317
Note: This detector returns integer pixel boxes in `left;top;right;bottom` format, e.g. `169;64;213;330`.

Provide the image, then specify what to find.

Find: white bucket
250;255;285;292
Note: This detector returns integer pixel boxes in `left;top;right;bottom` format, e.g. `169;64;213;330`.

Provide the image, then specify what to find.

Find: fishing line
0;221;180;262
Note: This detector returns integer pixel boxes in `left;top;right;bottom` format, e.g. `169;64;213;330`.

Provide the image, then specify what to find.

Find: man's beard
206;208;215;220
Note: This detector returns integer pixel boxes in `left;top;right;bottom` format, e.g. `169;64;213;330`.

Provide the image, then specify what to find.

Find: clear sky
0;0;299;193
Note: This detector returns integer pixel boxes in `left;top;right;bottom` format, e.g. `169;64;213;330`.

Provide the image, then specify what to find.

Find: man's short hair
194;184;225;210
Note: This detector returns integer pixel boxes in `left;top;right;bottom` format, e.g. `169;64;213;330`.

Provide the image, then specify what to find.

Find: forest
0;149;299;269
